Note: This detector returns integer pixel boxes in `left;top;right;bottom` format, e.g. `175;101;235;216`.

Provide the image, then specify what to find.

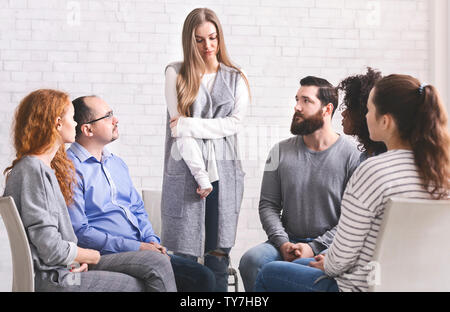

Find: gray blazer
3;156;78;284
161;62;245;257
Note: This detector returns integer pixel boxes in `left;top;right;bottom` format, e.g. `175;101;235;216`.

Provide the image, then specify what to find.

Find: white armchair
369;197;450;292
141;189;162;237
0;196;34;292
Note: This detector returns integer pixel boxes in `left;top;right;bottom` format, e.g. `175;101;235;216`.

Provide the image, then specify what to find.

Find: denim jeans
175;181;232;292
204;248;231;292
174;251;229;292
169;254;215;292
238;238;315;292
254;258;338;292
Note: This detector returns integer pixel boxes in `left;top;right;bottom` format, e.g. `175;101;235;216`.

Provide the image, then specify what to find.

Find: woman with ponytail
255;74;450;292
162;8;251;291
3;89;177;291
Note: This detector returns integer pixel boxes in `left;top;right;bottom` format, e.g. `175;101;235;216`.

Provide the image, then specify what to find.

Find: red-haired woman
3;89;176;291
255;74;450;292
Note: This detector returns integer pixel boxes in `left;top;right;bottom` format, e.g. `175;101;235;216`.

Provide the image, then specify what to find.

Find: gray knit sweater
259;135;361;254
3;156;78;282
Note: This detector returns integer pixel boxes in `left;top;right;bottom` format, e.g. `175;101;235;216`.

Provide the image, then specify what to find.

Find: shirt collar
69;142;112;163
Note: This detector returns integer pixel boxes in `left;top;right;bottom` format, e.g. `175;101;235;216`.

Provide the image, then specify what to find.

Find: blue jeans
174;251;229;292
254;258;338;292
204;248;231;292
175;181;231;292
238;238;315;292
170;254;215;292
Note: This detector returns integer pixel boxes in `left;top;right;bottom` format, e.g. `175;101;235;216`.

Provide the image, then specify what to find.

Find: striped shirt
324;149;431;292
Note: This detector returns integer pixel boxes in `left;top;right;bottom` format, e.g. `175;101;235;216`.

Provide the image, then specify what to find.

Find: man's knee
139;250;173;274
204;251;229;273
239;248;262;273
153;251;173;269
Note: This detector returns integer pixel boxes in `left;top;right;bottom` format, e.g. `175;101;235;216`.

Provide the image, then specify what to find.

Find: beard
290;109;324;136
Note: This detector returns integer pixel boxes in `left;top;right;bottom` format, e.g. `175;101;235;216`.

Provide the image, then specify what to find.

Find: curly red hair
4;89;76;206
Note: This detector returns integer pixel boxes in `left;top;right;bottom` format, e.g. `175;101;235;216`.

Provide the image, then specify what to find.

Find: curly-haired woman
338;68;387;161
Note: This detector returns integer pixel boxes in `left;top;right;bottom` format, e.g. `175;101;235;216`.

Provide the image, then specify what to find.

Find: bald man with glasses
66;95;215;292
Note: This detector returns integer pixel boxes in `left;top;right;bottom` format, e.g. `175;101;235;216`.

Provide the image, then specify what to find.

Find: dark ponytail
373;75;450;199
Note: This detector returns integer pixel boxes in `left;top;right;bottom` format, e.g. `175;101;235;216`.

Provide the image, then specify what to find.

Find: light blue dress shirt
67;142;160;255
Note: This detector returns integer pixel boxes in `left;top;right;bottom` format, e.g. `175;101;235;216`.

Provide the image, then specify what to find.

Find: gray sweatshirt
259;135;361;254
3;156;78;282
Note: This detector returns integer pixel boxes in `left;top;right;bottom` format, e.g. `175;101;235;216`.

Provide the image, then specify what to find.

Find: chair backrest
369;197;450;292
0;196;34;292
141;189;162;237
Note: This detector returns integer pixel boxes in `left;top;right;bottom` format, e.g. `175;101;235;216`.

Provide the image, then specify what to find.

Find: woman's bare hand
75;247;101;265
70;263;89;273
196;186;213;199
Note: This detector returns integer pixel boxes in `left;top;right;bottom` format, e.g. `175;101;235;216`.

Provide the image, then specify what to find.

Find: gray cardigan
161;62;245;257
3;156;78;282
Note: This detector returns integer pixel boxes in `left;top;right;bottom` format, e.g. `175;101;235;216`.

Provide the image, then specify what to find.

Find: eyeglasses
85;111;114;124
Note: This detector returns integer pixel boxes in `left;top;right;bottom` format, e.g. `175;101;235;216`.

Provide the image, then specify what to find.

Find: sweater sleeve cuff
270;236;289;249
308;241;327;255
324;257;338;277
197;176;212;190
173;117;188;138
63;241;78;266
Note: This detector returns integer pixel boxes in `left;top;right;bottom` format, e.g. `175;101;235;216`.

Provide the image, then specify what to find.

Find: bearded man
238;76;361;292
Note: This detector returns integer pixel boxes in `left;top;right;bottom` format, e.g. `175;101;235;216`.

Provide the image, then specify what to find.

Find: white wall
430;0;449;126
0;0;432;291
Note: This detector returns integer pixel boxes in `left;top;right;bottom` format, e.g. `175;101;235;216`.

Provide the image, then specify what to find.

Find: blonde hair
177;8;250;116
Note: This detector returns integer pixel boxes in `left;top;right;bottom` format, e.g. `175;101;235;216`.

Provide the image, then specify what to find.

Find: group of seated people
2;68;449;292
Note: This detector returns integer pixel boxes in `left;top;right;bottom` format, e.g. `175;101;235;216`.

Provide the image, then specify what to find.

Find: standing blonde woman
162;8;251;291
3;89;176;291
